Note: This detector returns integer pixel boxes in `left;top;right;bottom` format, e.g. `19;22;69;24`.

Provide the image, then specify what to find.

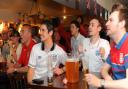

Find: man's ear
119;20;125;29
98;26;102;32
49;30;53;36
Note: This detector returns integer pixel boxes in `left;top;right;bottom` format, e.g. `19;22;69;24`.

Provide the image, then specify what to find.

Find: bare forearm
27;67;35;84
101;63;112;80
16;66;28;72
105;79;128;89
101;69;112;80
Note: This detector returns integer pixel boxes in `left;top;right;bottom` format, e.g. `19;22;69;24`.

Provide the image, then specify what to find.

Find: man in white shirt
79;16;110;76
85;3;128;89
27;20;67;84
70;20;86;57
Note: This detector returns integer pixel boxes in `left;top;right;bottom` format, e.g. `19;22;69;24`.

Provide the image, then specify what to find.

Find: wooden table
28;72;88;89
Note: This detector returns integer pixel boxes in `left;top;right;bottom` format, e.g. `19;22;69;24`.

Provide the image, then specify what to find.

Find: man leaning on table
85;2;128;89
7;24;36;73
27;20;67;84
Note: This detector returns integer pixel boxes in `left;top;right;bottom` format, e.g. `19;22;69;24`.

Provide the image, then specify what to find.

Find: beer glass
82;55;89;89
47;54;54;86
47;54;57;86
66;57;79;83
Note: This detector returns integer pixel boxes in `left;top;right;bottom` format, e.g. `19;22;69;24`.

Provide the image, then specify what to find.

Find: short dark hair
77;16;84;24
71;20;80;29
10;30;20;37
31;26;39;37
111;3;127;13
41;20;54;33
112;3;128;30
89;16;106;30
22;24;32;33
117;9;128;31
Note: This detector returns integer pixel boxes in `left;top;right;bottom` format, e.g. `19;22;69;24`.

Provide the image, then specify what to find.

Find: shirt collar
41;42;55;51
116;33;128;49
73;33;81;40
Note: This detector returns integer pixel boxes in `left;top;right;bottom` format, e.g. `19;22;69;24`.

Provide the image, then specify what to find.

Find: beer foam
66;58;78;62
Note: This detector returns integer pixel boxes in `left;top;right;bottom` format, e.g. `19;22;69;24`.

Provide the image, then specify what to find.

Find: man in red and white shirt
7;24;36;73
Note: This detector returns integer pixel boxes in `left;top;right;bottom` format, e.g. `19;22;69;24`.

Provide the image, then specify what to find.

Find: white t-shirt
71;33;86;56
28;43;67;79
82;38;110;72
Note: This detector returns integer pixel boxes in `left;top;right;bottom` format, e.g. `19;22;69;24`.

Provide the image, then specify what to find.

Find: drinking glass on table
82;55;89;89
66;56;79;83
47;54;58;86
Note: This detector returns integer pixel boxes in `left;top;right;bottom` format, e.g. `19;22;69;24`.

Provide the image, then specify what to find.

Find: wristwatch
100;79;105;88
14;68;18;72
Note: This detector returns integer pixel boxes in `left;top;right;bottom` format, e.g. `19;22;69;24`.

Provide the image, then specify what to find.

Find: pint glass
66;58;79;83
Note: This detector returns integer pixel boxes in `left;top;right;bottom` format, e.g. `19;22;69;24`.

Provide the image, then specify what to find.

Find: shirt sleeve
102;40;110;60
28;45;37;68
58;50;67;66
106;55;112;65
124;54;128;69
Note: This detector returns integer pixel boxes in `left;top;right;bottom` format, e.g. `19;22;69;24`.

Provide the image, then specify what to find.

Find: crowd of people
0;0;128;89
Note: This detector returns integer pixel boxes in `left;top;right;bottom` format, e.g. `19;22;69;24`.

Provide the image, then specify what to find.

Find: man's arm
101;63;113;80
27;67;35;84
104;69;128;89
16;66;28;72
85;69;128;89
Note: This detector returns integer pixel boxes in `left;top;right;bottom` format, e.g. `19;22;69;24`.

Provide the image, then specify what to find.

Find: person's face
20;26;31;43
70;24;79;36
11;36;19;44
39;24;52;42
2;31;8;41
106;11;120;36
88;19;101;37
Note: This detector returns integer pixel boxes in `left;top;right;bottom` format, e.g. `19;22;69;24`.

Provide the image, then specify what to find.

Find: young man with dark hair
70;20;86;57
27;20;67;84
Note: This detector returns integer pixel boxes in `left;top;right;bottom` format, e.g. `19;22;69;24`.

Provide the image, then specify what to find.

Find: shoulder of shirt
55;44;66;53
32;43;42;49
100;38;109;43
83;38;90;42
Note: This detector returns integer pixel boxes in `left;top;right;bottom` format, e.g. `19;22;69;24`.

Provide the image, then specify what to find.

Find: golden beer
66;59;79;83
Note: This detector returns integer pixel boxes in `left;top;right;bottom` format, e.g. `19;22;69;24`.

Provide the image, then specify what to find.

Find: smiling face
106;11;120;37
39;24;53;42
88;19;101;37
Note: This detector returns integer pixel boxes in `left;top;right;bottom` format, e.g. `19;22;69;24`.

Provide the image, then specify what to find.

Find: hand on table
85;73;101;88
53;67;64;75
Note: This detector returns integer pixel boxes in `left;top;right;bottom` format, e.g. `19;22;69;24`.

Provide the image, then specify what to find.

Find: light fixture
63;16;67;19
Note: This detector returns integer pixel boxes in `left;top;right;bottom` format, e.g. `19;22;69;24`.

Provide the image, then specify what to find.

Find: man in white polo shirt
70;20;86;57
79;16;110;76
27;20;67;84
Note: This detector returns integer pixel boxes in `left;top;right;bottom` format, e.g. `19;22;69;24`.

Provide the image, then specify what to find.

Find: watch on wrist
100;79;105;88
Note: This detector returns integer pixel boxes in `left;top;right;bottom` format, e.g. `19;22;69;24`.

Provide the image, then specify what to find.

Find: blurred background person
31;26;41;43
8;30;22;63
70;20;86;57
77;15;88;37
7;24;36;73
